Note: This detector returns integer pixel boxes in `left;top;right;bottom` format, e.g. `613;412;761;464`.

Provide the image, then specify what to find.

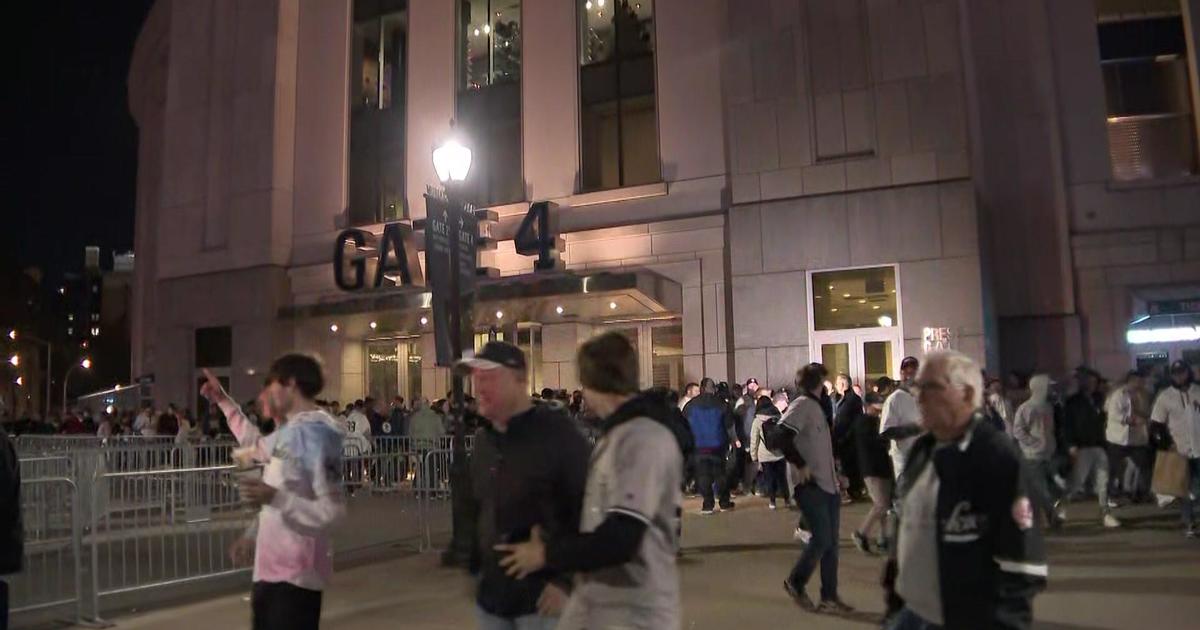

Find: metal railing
87;464;252;624
9;435;475;626
8;477;84;625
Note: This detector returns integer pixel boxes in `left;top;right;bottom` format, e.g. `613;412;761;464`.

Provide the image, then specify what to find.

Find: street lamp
62;356;92;415
13;331;54;420
432;138;472;184
432;133;474;567
7;354;17;367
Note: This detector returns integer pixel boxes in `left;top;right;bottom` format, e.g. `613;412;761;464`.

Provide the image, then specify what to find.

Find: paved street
89;494;1200;630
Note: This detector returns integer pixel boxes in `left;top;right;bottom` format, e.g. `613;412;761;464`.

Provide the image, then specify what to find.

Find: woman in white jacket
750;396;790;510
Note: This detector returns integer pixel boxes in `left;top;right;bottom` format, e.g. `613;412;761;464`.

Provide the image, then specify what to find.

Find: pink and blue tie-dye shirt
218;398;346;590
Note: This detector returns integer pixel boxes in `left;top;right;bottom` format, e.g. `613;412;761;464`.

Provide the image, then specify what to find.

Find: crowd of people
4;342;1199;630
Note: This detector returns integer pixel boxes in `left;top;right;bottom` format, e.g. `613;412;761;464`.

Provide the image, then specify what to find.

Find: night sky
2;1;154;283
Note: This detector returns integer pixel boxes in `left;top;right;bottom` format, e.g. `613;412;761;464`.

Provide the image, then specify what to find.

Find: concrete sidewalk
98;496;1200;630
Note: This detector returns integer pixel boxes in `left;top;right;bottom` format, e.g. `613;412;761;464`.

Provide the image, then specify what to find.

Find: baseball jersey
563;416;683;630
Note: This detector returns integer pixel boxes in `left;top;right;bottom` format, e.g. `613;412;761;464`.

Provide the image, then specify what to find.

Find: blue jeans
476;606;557;630
885;607;941;630
787;484;840;600
1180;456;1200;527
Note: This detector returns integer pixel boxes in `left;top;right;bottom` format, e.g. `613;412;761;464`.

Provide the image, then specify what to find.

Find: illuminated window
811;267;898;331
579;0;659;191
1095;0;1197;179
90;327;100;337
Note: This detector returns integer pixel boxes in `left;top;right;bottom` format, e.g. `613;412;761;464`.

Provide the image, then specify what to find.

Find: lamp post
9;329;53;420
432;133;475;567
62;357;91;416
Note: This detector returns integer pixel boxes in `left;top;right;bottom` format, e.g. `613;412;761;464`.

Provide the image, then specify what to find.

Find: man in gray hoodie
1012;375;1064;529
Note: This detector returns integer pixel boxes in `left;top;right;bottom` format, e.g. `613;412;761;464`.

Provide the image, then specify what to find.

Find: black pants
695;452;731;510
252;581;322;630
1107;443;1152;500
760;460;789;502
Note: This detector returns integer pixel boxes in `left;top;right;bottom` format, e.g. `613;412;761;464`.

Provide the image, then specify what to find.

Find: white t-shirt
1151;384;1200;458
880;387;921;476
896;453;944;625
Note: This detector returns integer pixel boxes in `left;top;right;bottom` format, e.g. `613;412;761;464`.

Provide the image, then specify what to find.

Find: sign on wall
922;327;953;353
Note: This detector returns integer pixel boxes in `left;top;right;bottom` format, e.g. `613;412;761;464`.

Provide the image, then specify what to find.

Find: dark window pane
579;0;658;191
349;1;408;226
458;1;523;206
195;326;232;368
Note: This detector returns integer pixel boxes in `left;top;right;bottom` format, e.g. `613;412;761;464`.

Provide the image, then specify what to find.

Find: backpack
762;416;794;454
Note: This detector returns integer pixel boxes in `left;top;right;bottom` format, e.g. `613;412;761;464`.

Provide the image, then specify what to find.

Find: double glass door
811;330;898;389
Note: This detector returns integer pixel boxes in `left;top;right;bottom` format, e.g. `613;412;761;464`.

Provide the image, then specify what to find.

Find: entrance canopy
280;269;683;331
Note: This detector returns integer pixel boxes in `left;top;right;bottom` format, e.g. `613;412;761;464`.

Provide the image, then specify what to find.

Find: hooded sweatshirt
1012;375;1056;461
217;395;347;591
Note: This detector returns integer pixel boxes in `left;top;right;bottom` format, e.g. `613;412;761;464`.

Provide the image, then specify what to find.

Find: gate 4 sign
333;222;425;291
922;327;953;353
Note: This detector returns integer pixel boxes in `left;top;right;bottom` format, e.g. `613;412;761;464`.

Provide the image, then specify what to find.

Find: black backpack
762;415;795;454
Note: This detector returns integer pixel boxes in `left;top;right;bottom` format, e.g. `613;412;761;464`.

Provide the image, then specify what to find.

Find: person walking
881;357;923;484
493;332;687;630
1;419;22;630
832;373;864;501
1150;360;1200;537
1105;370;1151;504
682;378;738;514
731;378;760;495
780;363;853;614
458;342;591;630
1012;375;1066;529
201;355;347;630
1063;367;1121;528
850;392;892;554
750;395;789;510
883;351;1047;630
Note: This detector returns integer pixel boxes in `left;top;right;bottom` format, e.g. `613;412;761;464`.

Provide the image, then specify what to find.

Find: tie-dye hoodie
218;396;346;590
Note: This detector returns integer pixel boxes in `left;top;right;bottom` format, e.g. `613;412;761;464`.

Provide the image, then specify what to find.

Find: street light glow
6;329;15;340
80;358;92;369
432;138;472;183
15;376;23;386
8;355;18;367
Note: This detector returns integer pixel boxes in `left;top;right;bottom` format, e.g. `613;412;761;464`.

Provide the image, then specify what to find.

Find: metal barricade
418;449;457;551
18;455;74;481
8;477;84;625
88;464;253;622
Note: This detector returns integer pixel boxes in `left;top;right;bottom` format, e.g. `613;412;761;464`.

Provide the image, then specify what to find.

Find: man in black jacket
884;351;1046;630
459;342;591;630
832;373;864;500
1063;367;1120;529
1;422;22;629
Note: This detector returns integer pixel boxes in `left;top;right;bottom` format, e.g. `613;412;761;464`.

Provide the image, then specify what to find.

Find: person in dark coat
832;373;864;500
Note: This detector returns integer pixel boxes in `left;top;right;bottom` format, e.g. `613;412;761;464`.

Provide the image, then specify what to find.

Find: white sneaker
1103;513;1121;528
1053;500;1067;522
793;527;812;544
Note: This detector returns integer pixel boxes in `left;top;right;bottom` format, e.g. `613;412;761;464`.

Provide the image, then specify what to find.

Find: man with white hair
883;352;1046;630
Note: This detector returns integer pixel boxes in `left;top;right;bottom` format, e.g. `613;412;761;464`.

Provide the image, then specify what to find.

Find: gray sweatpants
1070;446;1110;511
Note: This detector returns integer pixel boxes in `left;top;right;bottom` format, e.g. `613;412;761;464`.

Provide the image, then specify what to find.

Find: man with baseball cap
1150;360;1200;537
458;341;591;629
880;357;923;484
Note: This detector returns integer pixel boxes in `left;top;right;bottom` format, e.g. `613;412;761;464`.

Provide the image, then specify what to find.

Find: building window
349;0;408;226
90;327;100;337
457;0;524;206
195;326;233;369
811;266;898;331
67;314;73;322
366;339;422;404
651;323;683;391
579;0;659;191
1096;0;1198;180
